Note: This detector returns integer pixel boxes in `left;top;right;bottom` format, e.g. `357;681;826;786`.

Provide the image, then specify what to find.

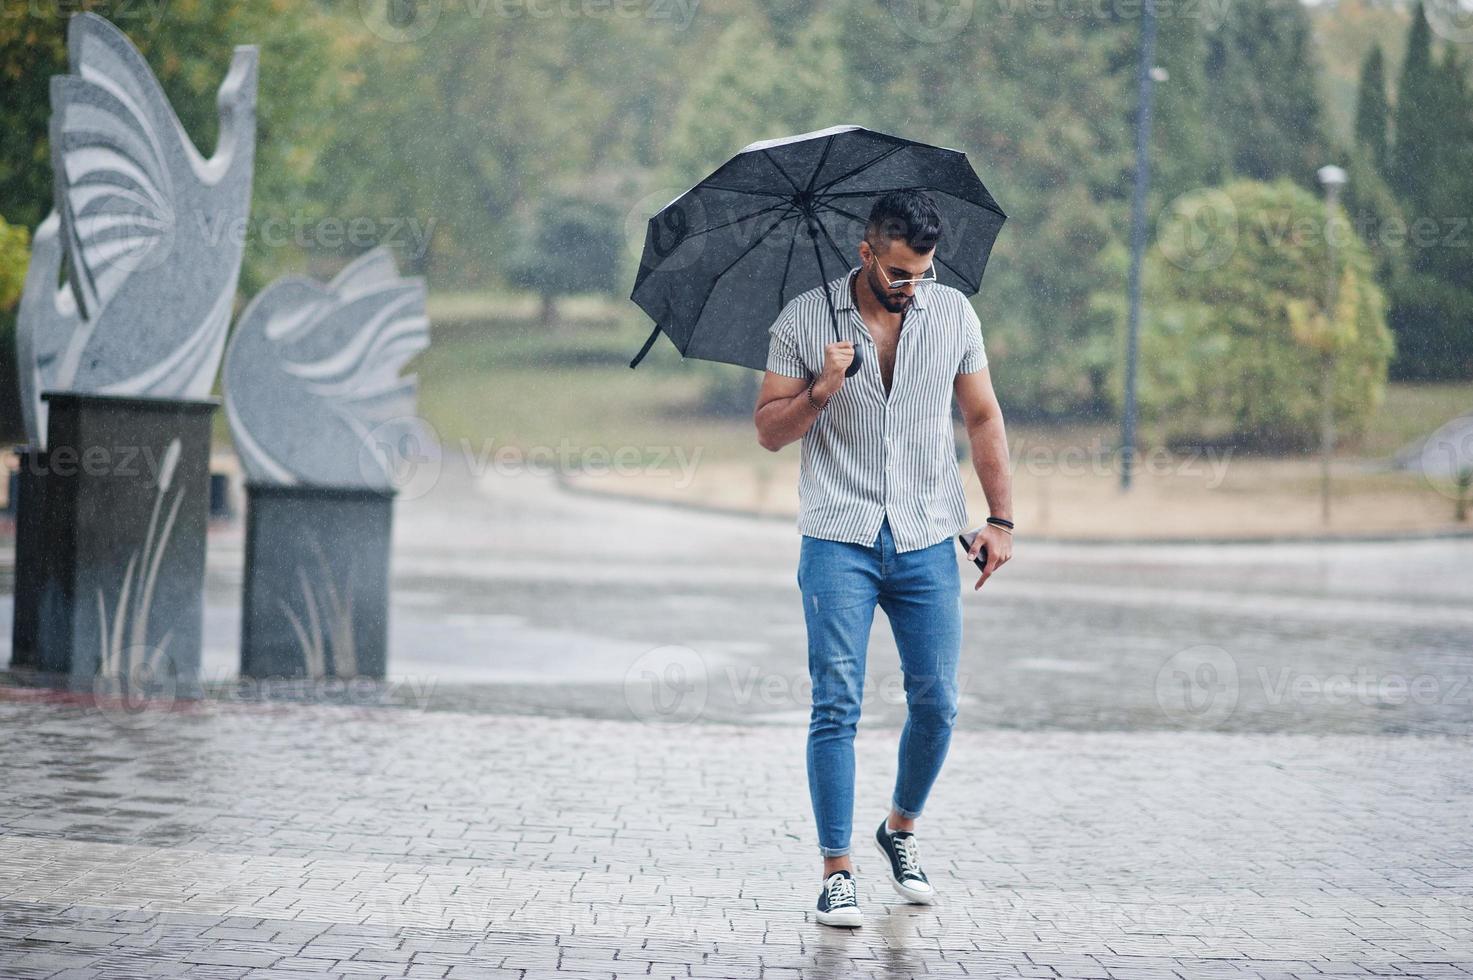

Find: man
753;189;1013;928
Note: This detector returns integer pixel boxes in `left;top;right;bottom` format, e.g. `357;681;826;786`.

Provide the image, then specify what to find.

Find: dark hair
865;190;942;252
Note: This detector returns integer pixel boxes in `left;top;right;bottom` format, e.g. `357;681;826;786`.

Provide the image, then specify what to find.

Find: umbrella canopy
628;124;1006;373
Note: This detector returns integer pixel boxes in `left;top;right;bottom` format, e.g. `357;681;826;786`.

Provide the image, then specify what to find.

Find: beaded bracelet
805;376;828;411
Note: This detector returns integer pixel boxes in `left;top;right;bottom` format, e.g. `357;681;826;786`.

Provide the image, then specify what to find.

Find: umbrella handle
825;300;864;378
822;293;864;378
808;221;864;379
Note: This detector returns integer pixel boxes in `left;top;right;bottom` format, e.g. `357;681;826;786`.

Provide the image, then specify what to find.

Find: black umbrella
628;124;1006;376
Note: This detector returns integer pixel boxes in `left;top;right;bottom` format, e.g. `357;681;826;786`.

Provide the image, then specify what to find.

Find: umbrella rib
762;150;803;194
680;206;802;359
933;251;979;292
703;206;800;288
802;134;839;193
822;184;933;198
812;218;854;277
816;200;870;226
699;182;790;200
826;183;1009;221
776;219;802;315
679;200;795;242
812;143;909;195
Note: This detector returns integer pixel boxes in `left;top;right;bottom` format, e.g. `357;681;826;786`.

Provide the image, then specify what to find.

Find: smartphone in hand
956;528;988;572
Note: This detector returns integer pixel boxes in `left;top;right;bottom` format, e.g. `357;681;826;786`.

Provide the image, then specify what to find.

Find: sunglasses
869;258;937;289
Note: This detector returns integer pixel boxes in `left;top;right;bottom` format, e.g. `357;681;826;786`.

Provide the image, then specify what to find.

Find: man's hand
815;341;855;400
967;524;1012;590
955;365;1013;591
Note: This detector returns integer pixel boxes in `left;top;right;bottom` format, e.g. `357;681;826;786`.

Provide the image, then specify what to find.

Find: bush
504;195;624;329
1120;178;1394;451
0;215;31;444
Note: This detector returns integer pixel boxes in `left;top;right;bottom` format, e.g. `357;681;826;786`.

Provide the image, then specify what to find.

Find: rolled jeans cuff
818;844;850;857
891;797;924;820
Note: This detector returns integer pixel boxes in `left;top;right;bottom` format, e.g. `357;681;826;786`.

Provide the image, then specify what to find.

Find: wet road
4;448;1471;735
3;450;1472;979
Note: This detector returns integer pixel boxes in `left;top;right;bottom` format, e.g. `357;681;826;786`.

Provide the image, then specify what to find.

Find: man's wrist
805;377;828;411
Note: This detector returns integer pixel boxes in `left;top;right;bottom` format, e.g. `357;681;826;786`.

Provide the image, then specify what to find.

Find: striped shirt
765;265;988;554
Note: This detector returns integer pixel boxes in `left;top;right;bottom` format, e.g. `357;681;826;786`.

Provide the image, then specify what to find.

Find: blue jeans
797;515;962;857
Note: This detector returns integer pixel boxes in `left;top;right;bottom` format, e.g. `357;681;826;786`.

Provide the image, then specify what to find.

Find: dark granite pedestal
34;392;217;698
240;483;395;680
9;445;50;670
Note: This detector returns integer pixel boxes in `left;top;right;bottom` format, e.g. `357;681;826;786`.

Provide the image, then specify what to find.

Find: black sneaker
874;818;935;904
815;869;862;927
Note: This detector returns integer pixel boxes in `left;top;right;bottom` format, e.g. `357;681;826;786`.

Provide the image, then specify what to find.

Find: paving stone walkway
2;693;1471;979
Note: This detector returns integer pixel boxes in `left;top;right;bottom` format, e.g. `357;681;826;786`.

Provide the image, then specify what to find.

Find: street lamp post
1316;164;1347;527
1120;0;1163;492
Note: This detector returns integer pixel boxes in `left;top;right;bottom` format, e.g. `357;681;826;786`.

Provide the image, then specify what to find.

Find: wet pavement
2;698;1471;979
55;447;1471;737
1;449;1471;977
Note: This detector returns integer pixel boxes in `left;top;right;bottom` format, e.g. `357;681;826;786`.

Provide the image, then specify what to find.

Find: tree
0;216;29;443
0;2;362;298
1383;6;1473;379
658;14;847;414
1388;2;1437;214
1145;12;1219;202
505;196;625;330
822;0;1139;417
1354;44;1390;175
312;1;720;293
661;16;845;188
1204;0;1329;186
1114;179;1394;451
1342;145;1406;289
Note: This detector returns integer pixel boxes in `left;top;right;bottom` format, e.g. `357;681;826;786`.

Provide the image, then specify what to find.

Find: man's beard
866;264;911;314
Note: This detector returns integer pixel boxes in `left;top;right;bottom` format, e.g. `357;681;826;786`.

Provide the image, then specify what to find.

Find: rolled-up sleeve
958;300;988;374
766;304;808;378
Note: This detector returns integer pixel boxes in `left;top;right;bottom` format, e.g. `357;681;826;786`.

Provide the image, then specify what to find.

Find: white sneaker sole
815;906;863;928
875;839;936;904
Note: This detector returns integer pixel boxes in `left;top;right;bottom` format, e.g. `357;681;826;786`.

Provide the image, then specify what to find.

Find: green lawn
405;295;779;474
1357;381;1473;457
209;289;1471;470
